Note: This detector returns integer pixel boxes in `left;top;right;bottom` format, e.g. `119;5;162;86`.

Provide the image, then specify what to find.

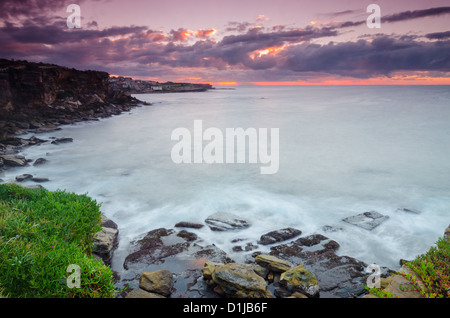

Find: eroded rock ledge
117;212;398;298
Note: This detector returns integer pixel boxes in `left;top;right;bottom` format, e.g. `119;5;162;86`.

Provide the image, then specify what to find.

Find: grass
0;183;116;298
364;236;450;298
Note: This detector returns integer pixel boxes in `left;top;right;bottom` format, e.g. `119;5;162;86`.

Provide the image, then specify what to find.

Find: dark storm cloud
426;31;450;40
337;6;450;29
280;37;450;78
383;6;450;22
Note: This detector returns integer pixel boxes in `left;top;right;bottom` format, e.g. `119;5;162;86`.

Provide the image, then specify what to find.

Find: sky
1;0;450;85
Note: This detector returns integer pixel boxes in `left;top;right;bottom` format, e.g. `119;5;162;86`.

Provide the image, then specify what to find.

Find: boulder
254;254;292;273
1;154;27;167
92;215;119;265
258;227;302;245
205;262;272;298
92;226;118;265
51;137;73;145
342;211;389;230
33;158;48;166
139;270;174;297
16;174;33;182
278;265;320;298
205;212;250;231
31;177;49;183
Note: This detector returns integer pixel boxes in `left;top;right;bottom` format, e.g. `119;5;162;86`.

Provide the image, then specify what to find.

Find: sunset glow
1;0;449;85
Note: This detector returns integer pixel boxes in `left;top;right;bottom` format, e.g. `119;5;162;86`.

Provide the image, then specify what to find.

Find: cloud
336;6;450;29
425;31;450;40
279;37;450;78
383;6;450;23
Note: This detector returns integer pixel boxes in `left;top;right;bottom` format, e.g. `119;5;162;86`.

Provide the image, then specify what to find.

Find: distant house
151;86;163;91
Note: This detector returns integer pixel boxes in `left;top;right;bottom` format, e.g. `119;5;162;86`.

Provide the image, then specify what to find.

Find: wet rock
92;226;118;265
1;154;28;167
204;262;272;298
120;227;232;298
31;177;49;183
51;137;73;145
258;227;302;245
205;212;250;231
254;254;292;273
278;265;320;298
269;233;375;298
16;174;33;182
342;211;389;230
174;221;204;229
396;208;421;214
139;270;174;297
33;158;48;166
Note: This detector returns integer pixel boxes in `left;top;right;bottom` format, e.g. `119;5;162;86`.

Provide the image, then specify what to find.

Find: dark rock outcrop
0;58;145;137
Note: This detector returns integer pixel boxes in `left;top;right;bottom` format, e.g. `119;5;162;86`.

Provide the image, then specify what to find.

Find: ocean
5;85;450;273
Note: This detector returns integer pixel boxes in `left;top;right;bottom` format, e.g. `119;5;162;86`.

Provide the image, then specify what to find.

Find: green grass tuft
0;183;116;298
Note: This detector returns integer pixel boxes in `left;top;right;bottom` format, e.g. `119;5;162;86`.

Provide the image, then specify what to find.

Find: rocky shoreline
109;211;396;298
94;215;450;299
0;58;148;181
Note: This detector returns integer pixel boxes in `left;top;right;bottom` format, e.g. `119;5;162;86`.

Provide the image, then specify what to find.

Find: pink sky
1;0;450;84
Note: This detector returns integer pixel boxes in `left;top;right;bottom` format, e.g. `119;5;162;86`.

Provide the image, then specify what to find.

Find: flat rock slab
258;228;302;245
342;211;389;230
205;212;250;231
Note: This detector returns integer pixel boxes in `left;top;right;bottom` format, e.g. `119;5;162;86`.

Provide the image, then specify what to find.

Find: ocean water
4;85;450;272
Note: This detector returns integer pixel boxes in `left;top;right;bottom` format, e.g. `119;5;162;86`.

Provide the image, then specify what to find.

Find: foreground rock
92;214;119;265
139;270;174;297
268;233;390;297
203;262;272;298
120;227;232;298
278;265;320;298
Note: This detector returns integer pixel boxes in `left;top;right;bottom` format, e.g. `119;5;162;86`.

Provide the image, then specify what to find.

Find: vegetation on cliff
0;183;116;298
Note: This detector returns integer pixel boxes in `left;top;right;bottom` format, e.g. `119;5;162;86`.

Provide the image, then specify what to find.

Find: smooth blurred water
4;85;450;271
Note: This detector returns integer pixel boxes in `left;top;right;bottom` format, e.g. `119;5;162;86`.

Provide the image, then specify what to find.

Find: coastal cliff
0;58;141;133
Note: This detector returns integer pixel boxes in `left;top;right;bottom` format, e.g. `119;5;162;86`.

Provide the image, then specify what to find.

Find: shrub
0;183;116;298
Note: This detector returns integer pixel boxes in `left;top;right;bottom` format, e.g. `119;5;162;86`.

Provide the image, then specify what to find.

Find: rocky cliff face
0;59;141;126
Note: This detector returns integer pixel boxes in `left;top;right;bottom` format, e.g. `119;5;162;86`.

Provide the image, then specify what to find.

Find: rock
24;184;44;190
125;288;166;298
396;208;421;214
342;211;389;230
174;221;204;229
31;177;49;183
205;212;250;231
139;270;174;297
0;154;28;167
258;227;302;245
269;233;378;298
51;137;73;145
92;226;119;265
101;214;119;230
120;227;232;298
254;254;292;273
33;158;48;166
278;265;320;298
206;263;272;298
16;174;33;182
